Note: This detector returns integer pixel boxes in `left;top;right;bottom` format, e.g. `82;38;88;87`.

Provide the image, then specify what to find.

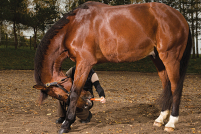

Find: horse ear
33;85;46;90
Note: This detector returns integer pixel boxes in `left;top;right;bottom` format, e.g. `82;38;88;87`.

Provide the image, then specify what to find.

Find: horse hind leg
149;50;172;127
158;50;186;132
154;33;191;132
163;36;192;132
164;61;181;131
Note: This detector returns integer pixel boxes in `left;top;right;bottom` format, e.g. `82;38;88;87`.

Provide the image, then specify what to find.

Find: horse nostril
58;94;62;98
88;95;94;100
84;99;93;109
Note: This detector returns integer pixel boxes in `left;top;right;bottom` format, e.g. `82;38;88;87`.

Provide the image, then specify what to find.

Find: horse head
33;76;93;109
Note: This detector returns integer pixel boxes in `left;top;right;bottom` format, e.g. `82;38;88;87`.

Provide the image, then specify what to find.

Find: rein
45;77;70;94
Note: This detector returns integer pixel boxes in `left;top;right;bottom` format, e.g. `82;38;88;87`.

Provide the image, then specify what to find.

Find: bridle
45;77;70;94
44;76;92;108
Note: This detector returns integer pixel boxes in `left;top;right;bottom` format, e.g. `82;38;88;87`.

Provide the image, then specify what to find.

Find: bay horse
33;1;192;133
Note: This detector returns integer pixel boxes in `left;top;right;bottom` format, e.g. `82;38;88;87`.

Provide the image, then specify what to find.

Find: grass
0;48;201;74
0;48;35;70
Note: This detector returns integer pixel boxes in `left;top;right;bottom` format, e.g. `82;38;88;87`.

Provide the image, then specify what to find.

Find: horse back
65;2;189;64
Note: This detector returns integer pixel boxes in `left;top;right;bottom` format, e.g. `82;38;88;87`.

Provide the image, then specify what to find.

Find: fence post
6;34;7;48
30;36;31;50
23;36;24;48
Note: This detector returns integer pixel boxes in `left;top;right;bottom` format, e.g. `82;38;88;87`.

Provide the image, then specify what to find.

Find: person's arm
91;73;106;103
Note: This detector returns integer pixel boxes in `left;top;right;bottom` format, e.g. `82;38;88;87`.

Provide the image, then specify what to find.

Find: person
56;66;106;124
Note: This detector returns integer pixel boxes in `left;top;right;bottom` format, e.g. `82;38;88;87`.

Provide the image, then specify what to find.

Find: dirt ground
0;70;201;134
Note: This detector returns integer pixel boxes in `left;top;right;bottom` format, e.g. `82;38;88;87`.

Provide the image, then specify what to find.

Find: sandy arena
0;70;201;134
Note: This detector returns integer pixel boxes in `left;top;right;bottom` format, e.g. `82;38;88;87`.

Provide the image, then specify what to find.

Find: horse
33;1;192;133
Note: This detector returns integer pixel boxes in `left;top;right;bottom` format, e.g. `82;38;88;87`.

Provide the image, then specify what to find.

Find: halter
45;77;70;94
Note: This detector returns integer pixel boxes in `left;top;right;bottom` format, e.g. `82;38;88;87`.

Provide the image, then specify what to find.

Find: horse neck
35;16;72;85
41;50;69;84
40;40;69;84
52;51;69;81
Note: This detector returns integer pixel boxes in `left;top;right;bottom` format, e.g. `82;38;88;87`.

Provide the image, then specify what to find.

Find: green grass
0;48;35;70
0;48;201;74
187;57;201;74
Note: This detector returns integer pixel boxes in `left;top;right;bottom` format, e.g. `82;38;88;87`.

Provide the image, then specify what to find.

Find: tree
27;0;59;49
0;0;9;46
185;0;201;58
27;12;39;50
111;0;131;5
6;0;28;49
190;0;196;58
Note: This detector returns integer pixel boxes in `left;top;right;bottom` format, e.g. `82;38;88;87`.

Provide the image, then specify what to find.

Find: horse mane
34;13;70;85
34;3;89;85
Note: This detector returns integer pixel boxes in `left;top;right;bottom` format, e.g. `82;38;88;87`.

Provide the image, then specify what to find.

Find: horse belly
118;41;154;62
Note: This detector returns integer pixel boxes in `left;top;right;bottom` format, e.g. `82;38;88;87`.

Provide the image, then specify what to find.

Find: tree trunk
42;23;45;36
195;0;199;58
33;27;37;50
13;21;18;49
0;21;2;46
17;24;21;48
191;1;195;59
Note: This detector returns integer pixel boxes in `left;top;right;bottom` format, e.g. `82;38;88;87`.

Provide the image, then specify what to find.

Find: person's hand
100;96;106;103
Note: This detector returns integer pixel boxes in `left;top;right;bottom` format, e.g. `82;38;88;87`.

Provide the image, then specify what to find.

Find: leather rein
45;77;70;94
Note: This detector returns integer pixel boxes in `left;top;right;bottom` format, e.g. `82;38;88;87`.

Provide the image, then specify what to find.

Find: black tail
179;28;192;80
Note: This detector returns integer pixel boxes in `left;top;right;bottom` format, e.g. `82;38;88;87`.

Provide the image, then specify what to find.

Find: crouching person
56;66;106;124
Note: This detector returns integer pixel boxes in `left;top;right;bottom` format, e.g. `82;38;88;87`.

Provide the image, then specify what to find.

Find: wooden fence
0;34;34;49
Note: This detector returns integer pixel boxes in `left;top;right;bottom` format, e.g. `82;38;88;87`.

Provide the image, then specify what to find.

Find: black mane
34;3;89;85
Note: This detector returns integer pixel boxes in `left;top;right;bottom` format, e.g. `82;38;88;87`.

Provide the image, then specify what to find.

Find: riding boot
80;111;92;123
76;108;92;123
56;101;67;124
56;117;65;124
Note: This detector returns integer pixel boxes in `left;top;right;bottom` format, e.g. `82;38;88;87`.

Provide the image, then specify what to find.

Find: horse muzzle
84;99;93;109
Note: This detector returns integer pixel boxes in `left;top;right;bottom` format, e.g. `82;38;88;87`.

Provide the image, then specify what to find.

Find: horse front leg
153;70;172;127
58;63;92;134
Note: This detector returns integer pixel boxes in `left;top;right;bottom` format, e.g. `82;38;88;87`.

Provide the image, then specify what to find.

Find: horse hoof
164;127;174;132
153;121;163;127
58;128;69;134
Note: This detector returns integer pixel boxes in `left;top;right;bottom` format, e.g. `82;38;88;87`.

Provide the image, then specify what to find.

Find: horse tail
177;28;192;89
179;28;192;81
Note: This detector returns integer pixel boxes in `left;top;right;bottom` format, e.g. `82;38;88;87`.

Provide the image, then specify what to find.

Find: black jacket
70;67;105;97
